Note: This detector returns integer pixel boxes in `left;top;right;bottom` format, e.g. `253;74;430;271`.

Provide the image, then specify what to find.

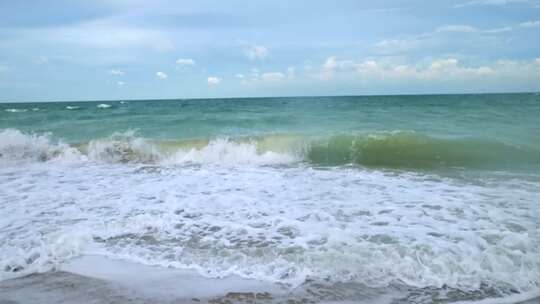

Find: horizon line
1;90;538;104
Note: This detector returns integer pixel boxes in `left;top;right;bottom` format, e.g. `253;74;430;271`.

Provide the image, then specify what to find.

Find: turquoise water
1;93;539;170
2;94;540;303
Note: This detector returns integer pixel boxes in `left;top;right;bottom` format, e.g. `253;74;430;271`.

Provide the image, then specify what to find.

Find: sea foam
1;160;539;296
0;129;81;162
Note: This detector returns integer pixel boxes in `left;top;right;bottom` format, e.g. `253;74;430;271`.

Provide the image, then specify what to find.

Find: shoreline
1;255;540;304
0;255;286;304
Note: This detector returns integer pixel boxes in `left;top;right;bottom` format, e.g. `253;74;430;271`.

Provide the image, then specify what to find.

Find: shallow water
1;94;540;302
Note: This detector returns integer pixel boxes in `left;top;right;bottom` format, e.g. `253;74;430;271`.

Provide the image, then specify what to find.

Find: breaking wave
0;129;81;162
1;128;539;170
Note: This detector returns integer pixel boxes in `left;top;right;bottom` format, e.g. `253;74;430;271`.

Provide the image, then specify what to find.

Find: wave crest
0;129;81;162
86;131;162;163
165;138;298;165
307;132;539;169
2;129;538;170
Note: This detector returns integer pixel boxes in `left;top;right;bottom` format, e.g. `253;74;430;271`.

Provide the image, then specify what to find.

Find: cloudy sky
1;0;540;102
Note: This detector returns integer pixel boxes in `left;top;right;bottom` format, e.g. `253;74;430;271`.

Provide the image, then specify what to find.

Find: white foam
97;104;111;109
0;129;297;166
1;159;539;296
4;108;27;113
0;129;81;162
65;106;80;110
86;131;161;163
164;138;298;166
1;129;540;298
0;228;92;281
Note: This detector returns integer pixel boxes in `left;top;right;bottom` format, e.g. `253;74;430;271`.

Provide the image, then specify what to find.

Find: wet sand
1;256;539;304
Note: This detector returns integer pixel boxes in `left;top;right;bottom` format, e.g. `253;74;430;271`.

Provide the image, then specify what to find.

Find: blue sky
1;0;540;102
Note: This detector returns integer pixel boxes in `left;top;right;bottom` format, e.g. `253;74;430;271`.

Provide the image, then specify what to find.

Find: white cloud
29;19;175;53
320;57;357;80
436;25;478;33
454;0;537;8
207;76;221;86
484;26;513;33
364;58;496;80
321;57;338;80
261;72;285;81
109;69;124;75
373;20;539;56
34;56;48;65
429;58;459;70
176;58;195;66
250;68;260;77
432;20;540;36
156;71;168;80
286;67;296;79
519;20;540;28
238;67;294;84
244;45;269;60
321;57;537;83
117;81;125;86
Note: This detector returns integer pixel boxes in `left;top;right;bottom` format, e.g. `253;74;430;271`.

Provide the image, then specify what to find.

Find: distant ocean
1;94;540;302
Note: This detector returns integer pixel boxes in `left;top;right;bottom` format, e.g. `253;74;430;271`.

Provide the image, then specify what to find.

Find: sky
0;0;540;102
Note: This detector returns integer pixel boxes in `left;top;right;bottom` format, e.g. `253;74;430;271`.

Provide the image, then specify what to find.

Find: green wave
306;132;539;169
3;128;539;170
151;131;539;170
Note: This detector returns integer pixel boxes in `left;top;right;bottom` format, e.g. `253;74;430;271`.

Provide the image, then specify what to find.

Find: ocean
1;93;540;303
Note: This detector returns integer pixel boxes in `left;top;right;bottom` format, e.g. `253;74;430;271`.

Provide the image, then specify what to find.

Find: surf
2;128;539;171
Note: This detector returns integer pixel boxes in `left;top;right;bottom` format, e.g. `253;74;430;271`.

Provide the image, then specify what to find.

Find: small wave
0;230;91;281
65;106;80;110
4;109;27;113
97;104;111;109
31;108;39;111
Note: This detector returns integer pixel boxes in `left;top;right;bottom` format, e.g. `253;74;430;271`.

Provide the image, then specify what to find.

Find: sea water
1;94;540;302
